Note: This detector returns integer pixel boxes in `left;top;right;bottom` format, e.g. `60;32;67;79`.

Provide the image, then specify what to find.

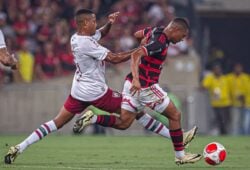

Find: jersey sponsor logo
149;48;162;55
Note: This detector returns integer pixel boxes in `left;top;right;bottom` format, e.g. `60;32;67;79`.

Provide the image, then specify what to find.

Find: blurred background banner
0;0;250;136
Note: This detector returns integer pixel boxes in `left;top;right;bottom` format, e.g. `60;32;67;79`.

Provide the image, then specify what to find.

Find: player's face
171;29;188;44
87;14;97;35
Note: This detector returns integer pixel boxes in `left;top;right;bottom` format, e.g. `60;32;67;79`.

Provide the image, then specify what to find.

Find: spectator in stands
16;40;34;83
119;26;136;51
59;44;75;75
52;19;70;54
0;12;15;38
36;13;53;46
13;13;29;47
35;41;61;80
227;63;249;135
202;63;231;135
0;0;185;84
243;75;250;135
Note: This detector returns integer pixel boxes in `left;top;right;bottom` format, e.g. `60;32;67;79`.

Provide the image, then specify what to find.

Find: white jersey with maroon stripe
121;80;170;114
70;30;110;101
0;29;6;48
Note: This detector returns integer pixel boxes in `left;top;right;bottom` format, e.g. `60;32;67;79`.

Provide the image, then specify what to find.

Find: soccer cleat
73;110;94;133
183;126;198;148
4;145;20;164
175;152;202;165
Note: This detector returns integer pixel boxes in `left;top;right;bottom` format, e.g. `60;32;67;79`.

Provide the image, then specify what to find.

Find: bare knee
115;109;136;130
162;110;181;122
162;101;182;121
171;111;181;121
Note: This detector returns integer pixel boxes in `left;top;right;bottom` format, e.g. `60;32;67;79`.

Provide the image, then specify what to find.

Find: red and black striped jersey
126;27;169;87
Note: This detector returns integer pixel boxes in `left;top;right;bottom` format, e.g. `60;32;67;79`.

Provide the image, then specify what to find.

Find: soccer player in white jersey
0;29;17;69
4;9;196;164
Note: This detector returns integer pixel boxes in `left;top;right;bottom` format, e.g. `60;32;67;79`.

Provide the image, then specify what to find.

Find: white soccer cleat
175;152;202;165
73;110;94;133
183;126;198;148
4;145;20;164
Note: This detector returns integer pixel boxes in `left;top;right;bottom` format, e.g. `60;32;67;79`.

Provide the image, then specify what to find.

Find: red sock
96;115;116;127
170;128;184;151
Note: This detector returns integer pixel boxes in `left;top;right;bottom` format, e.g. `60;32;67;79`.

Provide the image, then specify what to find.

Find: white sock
137;113;170;138
18;120;57;153
91;115;97;123
175;150;185;158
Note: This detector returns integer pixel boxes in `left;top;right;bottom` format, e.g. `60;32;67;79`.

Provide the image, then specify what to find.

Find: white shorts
121;80;170;113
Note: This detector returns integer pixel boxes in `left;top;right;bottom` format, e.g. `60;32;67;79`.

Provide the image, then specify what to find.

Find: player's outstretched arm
98;12;120;39
130;48;145;96
105;48;137;64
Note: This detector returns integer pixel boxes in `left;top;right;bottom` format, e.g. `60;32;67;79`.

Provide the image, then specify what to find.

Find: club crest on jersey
112;91;121;98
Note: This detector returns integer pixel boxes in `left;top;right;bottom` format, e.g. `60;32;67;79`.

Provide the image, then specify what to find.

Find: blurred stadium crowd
0;0;189;84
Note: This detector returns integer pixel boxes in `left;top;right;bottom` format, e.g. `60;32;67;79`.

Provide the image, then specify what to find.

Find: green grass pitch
0;135;250;170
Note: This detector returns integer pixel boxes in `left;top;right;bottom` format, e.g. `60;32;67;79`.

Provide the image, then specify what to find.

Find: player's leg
135;111;198;147
73;82;196;141
4;95;88;164
4;107;74;164
136;111;170;137
161;101;184;154
73;89;123;130
74;106;197;146
158;100;201;164
145;84;201;164
73;89;137;131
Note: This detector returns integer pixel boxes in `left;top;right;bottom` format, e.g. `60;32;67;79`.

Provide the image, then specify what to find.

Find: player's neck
77;29;91;36
163;29;170;38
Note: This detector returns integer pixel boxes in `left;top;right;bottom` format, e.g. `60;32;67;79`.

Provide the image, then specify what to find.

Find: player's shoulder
151;26;164;34
71;34;95;44
151;27;168;42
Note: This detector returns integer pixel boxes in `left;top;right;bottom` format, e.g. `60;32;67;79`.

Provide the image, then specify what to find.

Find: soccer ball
203;142;227;165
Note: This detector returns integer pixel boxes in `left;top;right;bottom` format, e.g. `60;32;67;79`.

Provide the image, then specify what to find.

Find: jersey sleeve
80;38;110;60
0;30;6;48
92;30;102;41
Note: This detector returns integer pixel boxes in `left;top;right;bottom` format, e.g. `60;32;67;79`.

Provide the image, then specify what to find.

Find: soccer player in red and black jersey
127;18;202;164
76;18;202;165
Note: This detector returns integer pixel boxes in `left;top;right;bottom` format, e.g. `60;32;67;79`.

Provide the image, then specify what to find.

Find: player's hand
0;50;18;69
140;37;147;46
130;79;141;96
108;12;120;24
